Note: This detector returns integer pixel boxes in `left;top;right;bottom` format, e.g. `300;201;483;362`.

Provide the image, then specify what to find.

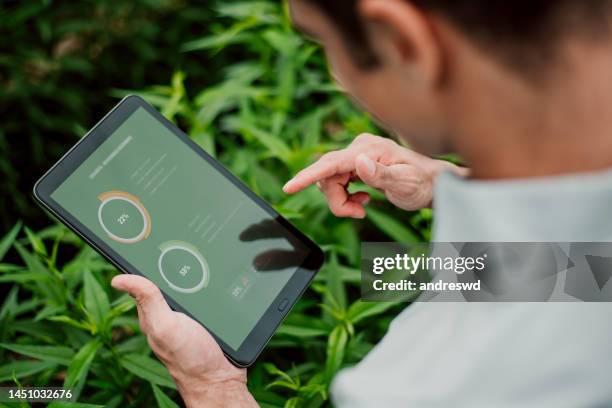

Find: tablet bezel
33;95;324;367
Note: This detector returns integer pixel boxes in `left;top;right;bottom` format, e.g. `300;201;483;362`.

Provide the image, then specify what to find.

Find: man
111;0;612;406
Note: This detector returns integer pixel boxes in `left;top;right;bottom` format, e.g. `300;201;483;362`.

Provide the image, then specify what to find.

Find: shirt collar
432;169;612;242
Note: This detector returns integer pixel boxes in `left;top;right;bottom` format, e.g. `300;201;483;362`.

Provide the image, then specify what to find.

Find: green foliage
0;0;215;230
0;1;432;407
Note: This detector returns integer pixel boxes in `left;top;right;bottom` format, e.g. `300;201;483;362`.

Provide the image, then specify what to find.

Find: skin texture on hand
111;275;258;408
283;133;466;218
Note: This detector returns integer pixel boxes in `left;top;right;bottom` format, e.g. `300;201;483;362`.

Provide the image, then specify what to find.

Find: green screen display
52;107;306;350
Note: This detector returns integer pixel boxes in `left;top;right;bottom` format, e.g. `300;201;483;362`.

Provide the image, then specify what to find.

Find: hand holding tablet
34;95;323;366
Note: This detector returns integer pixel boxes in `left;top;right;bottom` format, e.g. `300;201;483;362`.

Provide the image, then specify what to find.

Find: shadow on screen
239;219;319;271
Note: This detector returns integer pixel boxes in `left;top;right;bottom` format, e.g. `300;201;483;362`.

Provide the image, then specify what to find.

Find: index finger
283;151;354;194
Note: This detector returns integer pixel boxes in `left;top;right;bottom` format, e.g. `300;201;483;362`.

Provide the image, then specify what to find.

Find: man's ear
358;0;444;85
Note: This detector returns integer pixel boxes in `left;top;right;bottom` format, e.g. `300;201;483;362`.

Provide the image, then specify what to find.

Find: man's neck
450;39;612;180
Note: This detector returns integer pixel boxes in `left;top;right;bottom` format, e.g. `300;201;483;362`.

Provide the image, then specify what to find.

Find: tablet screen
51;107;308;350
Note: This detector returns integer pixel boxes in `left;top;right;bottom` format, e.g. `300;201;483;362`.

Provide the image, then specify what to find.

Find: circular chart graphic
98;191;151;244
158;241;210;294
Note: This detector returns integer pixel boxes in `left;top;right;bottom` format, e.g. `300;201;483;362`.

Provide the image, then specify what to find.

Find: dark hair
307;0;612;75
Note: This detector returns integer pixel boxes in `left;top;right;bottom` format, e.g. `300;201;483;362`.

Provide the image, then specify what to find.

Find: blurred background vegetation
0;1;432;407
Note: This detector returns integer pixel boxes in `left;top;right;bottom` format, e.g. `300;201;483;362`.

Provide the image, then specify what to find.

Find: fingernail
358;154;376;176
110;276;122;289
282;180;293;192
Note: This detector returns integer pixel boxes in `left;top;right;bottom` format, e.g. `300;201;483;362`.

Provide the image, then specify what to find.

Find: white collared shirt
331;170;612;407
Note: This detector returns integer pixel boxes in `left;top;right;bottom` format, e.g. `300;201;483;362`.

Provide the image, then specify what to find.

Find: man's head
289;0;612;165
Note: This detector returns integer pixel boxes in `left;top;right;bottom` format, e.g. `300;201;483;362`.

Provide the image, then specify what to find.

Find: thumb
355;154;391;189
111;274;173;324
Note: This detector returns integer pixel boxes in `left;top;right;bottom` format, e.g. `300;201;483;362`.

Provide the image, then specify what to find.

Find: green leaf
0;271;50;283
0;263;22;273
0;221;21;261
161;71;186;120
278;314;331;338
346;301;399;325
10;319;57;341
367;207;420;242
47;315;92;331
14;242;64;304
0;343;74;365
266;380;300;391
334;222;360;265
103;299;135;327
24;226;48;256
263;363;295;385
83;270;110;332
313;264;360;284
216;1;277;20
119;353;176;389
48;403;105;408
325;325;348;383
34;303;65;321
181;19;260;52
247;126;291;160
64;339;102;388
152;383;180;408
322;257;347;316
0;360;56;382
284;396;301;408
276;324;328;338
115;335;148;355
11;298;41;316
0;285;19;321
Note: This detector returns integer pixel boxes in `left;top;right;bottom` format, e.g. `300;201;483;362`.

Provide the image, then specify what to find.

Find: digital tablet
33;95;324;367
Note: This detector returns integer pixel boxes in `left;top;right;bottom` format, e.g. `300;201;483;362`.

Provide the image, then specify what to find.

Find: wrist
170;363;253;407
179;377;257;408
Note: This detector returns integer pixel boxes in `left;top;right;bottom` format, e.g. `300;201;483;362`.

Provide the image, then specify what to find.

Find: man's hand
111;275;257;408
283;134;466;218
